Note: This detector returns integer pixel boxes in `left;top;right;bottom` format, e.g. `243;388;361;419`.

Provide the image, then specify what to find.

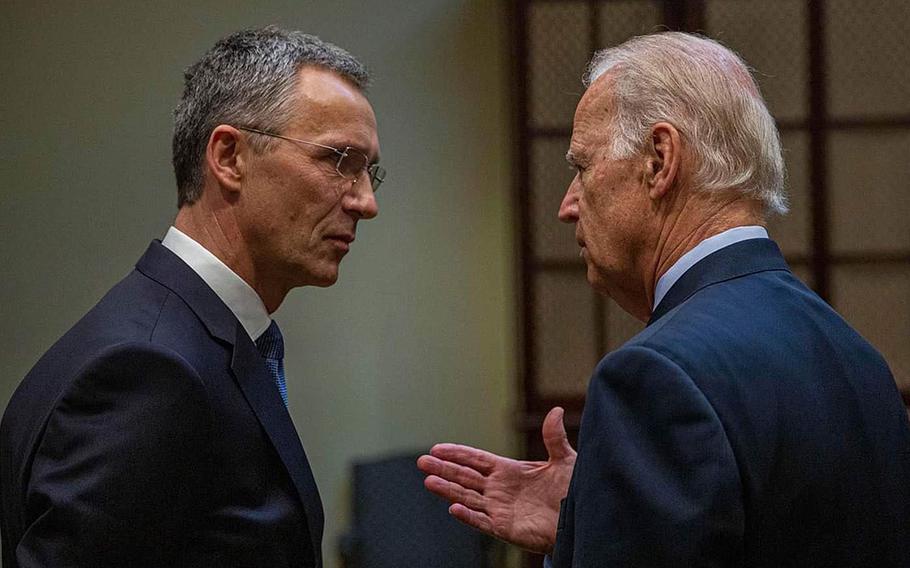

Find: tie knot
255;320;284;361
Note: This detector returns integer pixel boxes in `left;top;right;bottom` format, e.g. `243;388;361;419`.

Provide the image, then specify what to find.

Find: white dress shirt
161;226;272;341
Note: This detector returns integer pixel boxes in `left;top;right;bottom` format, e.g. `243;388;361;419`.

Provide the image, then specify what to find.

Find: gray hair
585;32;788;216
172;26;370;207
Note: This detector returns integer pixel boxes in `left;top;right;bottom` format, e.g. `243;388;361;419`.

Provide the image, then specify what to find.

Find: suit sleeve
16;342;212;567
561;345;744;567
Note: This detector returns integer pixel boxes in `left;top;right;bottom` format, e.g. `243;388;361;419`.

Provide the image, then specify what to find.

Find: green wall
0;1;517;565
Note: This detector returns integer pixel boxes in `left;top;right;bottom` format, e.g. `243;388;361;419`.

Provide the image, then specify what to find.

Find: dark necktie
255;320;288;406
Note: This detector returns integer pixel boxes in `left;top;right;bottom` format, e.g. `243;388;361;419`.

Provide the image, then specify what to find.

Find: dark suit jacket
551;239;910;567
1;241;324;567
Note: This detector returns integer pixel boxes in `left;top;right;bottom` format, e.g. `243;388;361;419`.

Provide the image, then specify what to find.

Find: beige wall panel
827;0;910;118
833;265;910;393
706;0;808;122
533;272;599;397
528;1;590;130
597;0;662;49
829;130;910;254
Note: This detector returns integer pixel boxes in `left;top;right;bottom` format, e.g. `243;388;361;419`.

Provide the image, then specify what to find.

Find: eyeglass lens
336;148;385;191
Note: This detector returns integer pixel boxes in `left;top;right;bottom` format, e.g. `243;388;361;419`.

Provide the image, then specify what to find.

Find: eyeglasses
236;126;386;191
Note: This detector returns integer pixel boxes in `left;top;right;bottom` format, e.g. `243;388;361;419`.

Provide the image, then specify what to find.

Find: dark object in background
339;452;499;568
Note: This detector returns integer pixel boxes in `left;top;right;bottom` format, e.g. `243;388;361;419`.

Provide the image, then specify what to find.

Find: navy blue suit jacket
551;239;910;567
1;241;324;567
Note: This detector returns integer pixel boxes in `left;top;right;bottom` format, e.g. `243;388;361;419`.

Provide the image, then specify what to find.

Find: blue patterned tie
255;320;288;406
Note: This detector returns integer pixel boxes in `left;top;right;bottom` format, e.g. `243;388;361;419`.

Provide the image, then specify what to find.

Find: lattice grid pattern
517;0;910;414
705;0;808;122
826;0;910;118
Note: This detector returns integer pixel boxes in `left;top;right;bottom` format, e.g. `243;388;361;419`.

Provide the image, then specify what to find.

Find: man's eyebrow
336;142;379;164
354;144;380;164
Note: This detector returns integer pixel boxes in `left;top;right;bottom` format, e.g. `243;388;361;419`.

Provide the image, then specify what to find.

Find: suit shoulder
2;272;210;454
637;270;884;369
56;340;209;418
74;269;218;365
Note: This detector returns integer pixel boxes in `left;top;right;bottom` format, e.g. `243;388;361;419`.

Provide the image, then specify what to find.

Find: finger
423;475;487;512
541;407;576;461
416;455;487;492
428;443;500;475
448;503;496;537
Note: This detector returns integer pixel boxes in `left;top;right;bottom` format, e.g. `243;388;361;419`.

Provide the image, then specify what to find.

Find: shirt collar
161;226;272;340
652;226;769;311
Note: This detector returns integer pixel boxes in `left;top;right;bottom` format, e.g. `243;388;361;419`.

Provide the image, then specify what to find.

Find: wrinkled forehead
578;71;616;113
571;72;617;142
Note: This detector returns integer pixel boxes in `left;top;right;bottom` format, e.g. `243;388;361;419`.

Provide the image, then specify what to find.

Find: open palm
417;407;576;554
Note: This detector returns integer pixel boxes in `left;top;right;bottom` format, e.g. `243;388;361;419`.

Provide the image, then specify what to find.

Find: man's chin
294;260;340;288
584;262;598;287
585;265;612;297
585;271;601;293
310;270;339;288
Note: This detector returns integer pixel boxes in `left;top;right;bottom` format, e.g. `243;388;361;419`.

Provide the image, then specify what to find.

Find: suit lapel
137;241;236;344
230;326;325;564
649;238;791;325
136;241;324;564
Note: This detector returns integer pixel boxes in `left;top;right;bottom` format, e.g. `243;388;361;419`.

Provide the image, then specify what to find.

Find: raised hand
417;407;576;554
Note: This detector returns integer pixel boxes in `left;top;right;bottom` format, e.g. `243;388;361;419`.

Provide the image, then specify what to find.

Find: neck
642;193;765;313
174;194;288;313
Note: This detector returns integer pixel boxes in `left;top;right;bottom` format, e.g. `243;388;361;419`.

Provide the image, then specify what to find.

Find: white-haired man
419;32;910;567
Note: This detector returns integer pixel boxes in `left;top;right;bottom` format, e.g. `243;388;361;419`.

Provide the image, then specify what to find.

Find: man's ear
646;122;682;200
205;125;246;194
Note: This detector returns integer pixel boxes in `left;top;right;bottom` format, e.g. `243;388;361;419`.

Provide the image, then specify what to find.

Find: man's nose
558;179;580;223
343;178;378;219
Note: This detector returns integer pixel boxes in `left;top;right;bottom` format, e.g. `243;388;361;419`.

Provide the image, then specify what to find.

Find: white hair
585;32;788;216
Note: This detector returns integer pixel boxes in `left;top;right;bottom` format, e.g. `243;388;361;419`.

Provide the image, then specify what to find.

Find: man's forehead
290;68;373;123
295;66;369;105
577;71;615;118
570;73;615;150
285;66;379;157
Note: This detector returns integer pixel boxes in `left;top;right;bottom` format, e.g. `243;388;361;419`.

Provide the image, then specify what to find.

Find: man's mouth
326;233;355;252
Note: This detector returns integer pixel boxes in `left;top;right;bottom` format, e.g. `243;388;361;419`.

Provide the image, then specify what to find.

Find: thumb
541;406;576;462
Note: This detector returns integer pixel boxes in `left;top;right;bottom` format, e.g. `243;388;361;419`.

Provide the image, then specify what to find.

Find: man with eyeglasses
1;26;382;567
